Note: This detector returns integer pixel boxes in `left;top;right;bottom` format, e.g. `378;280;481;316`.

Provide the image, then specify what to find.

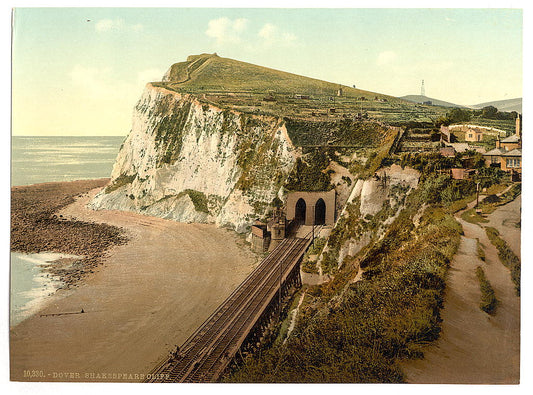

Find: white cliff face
90;84;297;232
318;165;420;272
359;164;419;217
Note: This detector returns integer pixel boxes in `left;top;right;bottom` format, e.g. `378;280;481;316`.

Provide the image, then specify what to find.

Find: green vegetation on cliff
178;189;209;213
284;118;387;147
284;149;333;192
227;171;466;383
104;173;137;193
153;99;192;166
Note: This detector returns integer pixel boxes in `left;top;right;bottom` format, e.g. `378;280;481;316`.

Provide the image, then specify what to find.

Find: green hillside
400;94;464;108
162;53;393;98
153;54;449;125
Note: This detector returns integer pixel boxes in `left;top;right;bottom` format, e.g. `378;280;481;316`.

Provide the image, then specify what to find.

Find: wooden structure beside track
145;233;314;383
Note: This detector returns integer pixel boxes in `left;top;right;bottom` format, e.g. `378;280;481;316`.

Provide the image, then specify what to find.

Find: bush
477;239;486;261
475;266;498;314
485;227;520;295
460;208;488;224
284;150;333;192
179;189;209;213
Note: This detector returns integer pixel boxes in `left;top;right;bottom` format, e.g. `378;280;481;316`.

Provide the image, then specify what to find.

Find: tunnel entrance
295;198;306;223
286;190;336;227
314;198;326;225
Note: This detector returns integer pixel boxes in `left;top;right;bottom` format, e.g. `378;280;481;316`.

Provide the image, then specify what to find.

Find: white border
3;2;531;395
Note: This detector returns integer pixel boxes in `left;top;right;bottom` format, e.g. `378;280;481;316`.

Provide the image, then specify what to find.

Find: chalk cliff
90;84;297;232
90;54;403;234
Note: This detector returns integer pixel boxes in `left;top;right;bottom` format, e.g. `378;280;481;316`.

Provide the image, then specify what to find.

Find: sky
11;7;523;136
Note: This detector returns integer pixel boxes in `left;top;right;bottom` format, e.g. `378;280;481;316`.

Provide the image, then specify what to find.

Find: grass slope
154;54;449;124
163;54;396;99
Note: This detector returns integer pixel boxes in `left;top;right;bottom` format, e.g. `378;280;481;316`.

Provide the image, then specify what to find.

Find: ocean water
10;252;82;326
10;135;124;327
11;136;124;186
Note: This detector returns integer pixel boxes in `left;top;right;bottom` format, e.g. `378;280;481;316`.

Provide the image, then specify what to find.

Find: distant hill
469;98;522;113
399;95;464;108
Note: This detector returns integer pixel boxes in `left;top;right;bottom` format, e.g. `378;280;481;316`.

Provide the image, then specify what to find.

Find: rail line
146;229;317;383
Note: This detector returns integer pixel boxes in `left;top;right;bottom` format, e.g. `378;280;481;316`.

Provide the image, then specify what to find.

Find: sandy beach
10;181;258;382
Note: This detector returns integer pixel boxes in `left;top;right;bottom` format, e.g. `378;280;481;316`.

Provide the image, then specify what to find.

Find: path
401;196;520;384
10;188;257;382
484;195;521;259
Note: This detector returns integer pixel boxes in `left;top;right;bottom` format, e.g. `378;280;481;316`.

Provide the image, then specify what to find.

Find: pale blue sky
12;7;523;136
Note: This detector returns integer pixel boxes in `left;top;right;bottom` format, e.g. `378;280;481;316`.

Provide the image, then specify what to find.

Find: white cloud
377;51;397;66
258;23;297;47
206;17;249;44
204;18;297;49
95;18;143;33
258;23;276;40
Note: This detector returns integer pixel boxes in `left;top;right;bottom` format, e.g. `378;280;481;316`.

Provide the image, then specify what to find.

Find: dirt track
401;197;520;384
10;186;258;382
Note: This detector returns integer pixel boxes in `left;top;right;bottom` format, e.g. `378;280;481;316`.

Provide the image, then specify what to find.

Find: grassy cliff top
161;53;394;99
153;54;449;124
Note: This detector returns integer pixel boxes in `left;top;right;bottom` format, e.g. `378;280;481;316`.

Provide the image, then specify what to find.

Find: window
506;158;521;168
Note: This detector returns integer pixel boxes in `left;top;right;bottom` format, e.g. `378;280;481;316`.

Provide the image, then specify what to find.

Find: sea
11;136;124;186
10;135;124;326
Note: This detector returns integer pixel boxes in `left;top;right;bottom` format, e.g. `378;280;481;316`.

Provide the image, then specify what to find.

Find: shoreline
11;178;129;290
10;179;258;382
10;251;82;327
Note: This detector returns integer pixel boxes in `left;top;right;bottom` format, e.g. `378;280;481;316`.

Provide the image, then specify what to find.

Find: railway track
146;232;315;383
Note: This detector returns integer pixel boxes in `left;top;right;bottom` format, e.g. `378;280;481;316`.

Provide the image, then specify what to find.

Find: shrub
284;150;333;192
475;266;498;314
461;208;488;224
177;189;209;213
485;227;520;295
477;239;486;261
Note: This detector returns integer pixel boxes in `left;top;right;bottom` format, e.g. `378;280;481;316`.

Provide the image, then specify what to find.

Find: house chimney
516;114;521;137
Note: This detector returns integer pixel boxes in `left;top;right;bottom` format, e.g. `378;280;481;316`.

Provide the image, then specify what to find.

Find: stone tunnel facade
285;190;336;226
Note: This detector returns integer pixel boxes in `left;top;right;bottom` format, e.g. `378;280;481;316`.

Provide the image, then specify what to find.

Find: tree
447;107;472;123
481;105;498;119
435;115;450;127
